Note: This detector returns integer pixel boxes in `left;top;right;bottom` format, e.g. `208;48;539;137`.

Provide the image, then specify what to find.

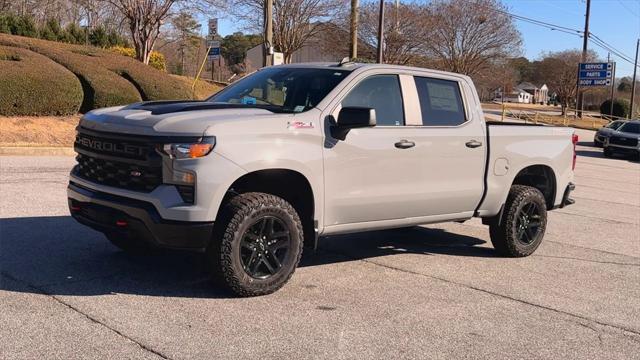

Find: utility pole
631;39;639;119
263;0;273;67
577;0;591;118
376;0;385;63
608;53;615;117
350;0;359;60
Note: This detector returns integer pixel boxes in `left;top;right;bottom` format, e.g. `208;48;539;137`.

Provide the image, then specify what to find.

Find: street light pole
630;38;639;119
376;0;385;63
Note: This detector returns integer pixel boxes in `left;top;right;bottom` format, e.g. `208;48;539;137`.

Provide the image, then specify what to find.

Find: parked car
594;120;627;147
68;63;577;296
604;120;640;159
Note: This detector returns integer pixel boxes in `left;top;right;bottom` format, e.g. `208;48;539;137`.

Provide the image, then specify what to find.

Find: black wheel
207;192;303;297
105;232;156;254
489;185;547;257
593;139;602;147
603;146;613;158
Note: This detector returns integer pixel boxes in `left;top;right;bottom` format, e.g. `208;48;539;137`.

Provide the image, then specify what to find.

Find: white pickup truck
68;63;577;296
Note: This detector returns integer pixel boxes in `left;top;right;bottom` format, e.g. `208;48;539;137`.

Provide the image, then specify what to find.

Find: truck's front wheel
489;185;547;257
207;192;304;297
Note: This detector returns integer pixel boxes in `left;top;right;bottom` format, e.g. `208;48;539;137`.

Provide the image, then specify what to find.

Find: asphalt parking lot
1;128;639;359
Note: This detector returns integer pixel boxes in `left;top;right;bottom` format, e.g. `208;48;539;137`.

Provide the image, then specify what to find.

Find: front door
322;73;428;226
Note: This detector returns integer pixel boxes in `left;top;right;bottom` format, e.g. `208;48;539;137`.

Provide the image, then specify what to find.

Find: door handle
465;140;483;148
394;139;415;149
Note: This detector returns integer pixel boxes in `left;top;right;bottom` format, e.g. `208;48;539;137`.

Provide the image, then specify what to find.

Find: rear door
401;74;486;215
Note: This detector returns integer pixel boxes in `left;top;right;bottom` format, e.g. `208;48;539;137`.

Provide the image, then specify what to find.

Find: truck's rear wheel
207;192;303;297
489;185;547;257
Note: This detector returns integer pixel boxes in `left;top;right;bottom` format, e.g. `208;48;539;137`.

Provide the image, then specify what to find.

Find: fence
499;105;628;130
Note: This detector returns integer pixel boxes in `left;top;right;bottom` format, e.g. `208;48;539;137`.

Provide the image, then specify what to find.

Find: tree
171;11;201;75
358;1;430;65
221;32;262;66
106;0;176;64
229;0;344;63
349;0;358;59
421;0;522;76
618;77;633;92
537;49;598;115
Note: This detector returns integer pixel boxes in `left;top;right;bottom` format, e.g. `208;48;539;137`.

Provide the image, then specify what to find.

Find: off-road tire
489;185;547;257
105;232;156;254
207;192;304;297
603;146;614;158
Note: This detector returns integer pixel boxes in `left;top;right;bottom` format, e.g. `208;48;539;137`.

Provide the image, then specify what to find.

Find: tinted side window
414;77;466;126
342;75;405;126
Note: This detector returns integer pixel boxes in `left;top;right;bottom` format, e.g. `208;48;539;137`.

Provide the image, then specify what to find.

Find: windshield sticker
294;105;305;112
241;96;257;105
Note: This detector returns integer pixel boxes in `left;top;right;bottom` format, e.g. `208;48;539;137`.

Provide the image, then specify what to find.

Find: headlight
158;137;215;159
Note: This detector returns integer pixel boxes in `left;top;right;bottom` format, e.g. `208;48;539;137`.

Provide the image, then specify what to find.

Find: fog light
171;169;195;184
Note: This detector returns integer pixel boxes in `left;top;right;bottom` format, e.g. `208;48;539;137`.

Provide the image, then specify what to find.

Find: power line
617;0;640;19
461;0;639;69
589;33;637;66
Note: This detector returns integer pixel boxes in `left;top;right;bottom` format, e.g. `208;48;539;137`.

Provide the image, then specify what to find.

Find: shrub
600;99;630;118
170;75;223;100
0;34;205;113
109;46;166;71
0;34;142;111
0;46;82;115
38;18;64;42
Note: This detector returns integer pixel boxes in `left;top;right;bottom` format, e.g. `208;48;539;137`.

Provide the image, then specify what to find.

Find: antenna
337;57;353;67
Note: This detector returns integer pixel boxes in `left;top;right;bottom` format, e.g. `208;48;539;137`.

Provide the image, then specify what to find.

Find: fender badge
130;170;142;177
288;121;314;129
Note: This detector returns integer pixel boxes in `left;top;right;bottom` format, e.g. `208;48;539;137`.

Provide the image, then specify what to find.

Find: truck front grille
74;153;162;192
609;136;638;147
73;129;163;192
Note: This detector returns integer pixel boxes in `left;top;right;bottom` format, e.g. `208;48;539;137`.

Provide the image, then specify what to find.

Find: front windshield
618;122;640;134
608;121;624;129
208;67;351;113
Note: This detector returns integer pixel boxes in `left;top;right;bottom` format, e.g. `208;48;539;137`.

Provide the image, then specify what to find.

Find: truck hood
79;101;286;136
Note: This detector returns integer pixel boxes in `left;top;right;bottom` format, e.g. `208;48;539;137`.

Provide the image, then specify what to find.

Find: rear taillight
572;133;579;170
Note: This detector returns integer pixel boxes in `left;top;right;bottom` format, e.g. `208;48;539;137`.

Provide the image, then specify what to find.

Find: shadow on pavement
0;216;492;297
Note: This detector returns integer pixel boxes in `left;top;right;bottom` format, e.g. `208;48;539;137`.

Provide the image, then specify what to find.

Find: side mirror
331;107;376;140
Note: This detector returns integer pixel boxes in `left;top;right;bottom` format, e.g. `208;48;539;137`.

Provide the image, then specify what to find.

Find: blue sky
209;0;640;77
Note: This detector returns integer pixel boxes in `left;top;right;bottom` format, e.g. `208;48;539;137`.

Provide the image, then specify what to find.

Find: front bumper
606;144;640;156
68;182;214;250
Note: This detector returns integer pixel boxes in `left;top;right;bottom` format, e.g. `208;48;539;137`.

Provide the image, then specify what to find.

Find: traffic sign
207;40;221;60
578;62;614;87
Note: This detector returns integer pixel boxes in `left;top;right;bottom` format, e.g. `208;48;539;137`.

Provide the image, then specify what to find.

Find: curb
0;147;75;156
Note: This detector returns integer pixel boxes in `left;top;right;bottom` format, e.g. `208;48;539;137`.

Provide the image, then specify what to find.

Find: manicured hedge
0;34;142;111
170;75;223;100
0;34;215;114
0;46;82;115
102;53;193;101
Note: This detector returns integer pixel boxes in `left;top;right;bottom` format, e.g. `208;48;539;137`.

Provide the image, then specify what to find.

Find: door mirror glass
337;107;377;127
331;107;376;140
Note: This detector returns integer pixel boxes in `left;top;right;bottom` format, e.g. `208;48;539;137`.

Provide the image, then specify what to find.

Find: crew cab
68;63;577;296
